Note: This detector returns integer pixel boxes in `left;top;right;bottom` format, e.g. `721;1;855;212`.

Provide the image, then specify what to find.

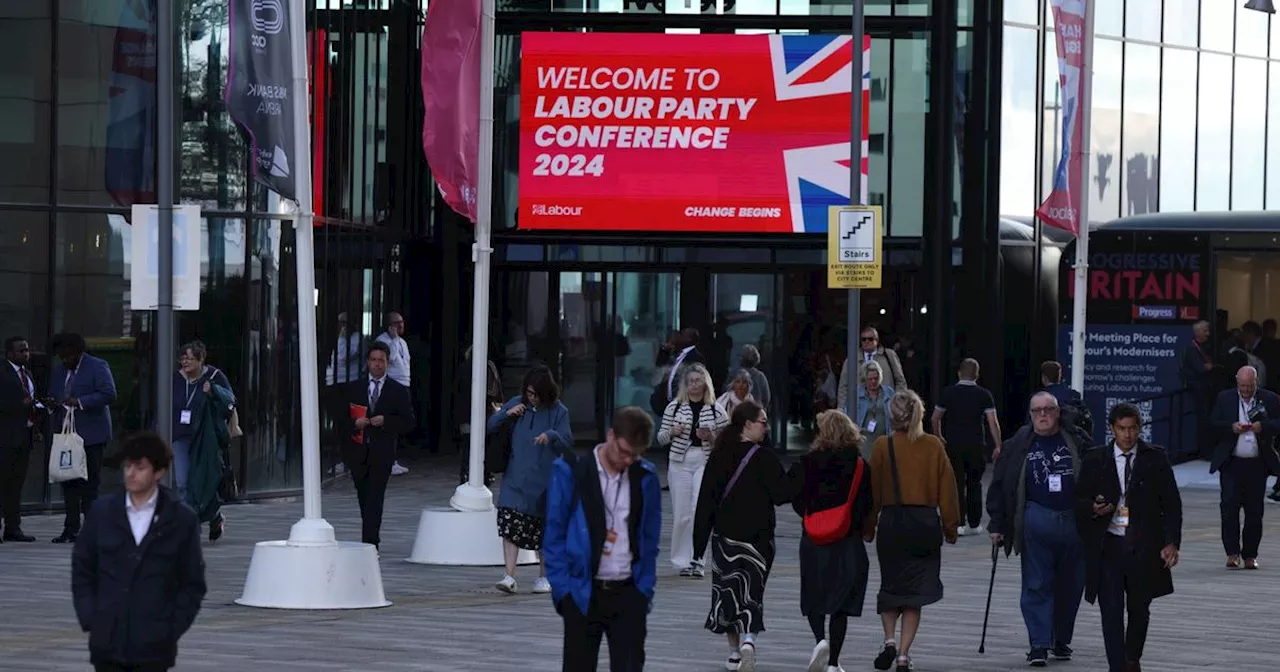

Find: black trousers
1097;534;1151;672
348;450;392;546
562;582;647;672
62;442;105;535
1219;455;1268;558
948;444;985;528
0;440;32;531
93;662;170;672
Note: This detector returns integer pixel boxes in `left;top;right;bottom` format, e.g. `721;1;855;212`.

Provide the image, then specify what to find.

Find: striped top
657;397;730;462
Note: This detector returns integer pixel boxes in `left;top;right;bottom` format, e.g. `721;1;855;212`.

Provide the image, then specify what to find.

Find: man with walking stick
1076;402;1182;672
979;542;999;654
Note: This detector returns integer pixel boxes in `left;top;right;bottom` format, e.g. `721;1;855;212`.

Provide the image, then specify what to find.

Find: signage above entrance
517;32;869;234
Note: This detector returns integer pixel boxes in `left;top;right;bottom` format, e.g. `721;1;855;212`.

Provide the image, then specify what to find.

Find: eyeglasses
1029;406;1058;415
860;336;877;342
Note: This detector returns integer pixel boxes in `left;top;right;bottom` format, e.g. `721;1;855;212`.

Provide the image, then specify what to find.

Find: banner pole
1069;0;1095;395
846;0;864;423
155;0;175;449
452;0;497;512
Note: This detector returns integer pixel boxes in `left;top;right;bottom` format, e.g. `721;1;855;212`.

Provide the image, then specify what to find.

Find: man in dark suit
1077;402;1182;672
48;333;119;543
335;341;414;549
1209;365;1280;569
0;336;41;542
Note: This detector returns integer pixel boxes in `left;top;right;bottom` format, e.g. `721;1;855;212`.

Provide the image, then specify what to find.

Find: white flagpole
452;0;498;512
1069;0;1095;396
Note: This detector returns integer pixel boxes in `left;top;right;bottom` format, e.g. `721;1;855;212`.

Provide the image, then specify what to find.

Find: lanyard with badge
601;472;625;556
1114;451;1135;528
1240;397;1259;449
180;376;200;425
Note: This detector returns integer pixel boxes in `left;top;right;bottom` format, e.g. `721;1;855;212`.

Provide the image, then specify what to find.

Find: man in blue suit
48;333;118;544
1209;365;1280;570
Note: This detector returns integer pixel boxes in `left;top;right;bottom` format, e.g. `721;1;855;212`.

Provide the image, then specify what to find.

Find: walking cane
978;541;999;654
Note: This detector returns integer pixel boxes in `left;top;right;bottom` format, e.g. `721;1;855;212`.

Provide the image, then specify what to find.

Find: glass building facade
1001;0;1280;222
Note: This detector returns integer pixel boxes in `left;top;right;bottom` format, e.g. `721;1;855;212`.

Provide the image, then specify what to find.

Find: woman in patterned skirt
488;366;573;595
693;401;795;672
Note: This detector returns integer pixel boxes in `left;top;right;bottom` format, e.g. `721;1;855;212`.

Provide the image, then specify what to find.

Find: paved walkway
0;451;1277;671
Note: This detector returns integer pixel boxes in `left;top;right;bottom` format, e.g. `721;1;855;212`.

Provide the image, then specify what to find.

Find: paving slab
0;451;1277;671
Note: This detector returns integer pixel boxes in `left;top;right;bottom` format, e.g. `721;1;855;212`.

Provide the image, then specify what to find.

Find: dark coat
71;487;206;667
0;361;37;451
1075;441;1182;604
335;376;415;467
187;371;234;522
986;425;1084;556
1208;387;1280;474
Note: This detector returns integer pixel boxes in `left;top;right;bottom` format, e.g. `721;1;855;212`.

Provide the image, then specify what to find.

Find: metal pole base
286;516;338;546
449;482;494;512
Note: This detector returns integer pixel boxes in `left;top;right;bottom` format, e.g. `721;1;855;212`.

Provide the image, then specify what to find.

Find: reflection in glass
1126;0;1161;42
1268;64;1280;209
868;37;889;212
1088;39;1121;222
1197;53;1232;211
890;36;927;237
559;272;605;439
1200;0;1234;53
1165;0;1200;47
1005;0;1037;24
1122;44;1159;217
0;5;51;204
58;1;158;206
612;273;681;429
1233;58;1267;210
710;274;775;405
1160;49;1197;212
181;0;248;210
1000;26;1038;217
0;211;50;362
1093;0;1123;37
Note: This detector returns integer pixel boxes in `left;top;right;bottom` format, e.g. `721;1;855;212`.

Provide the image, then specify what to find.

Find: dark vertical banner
225;0;297;201
106;0;158;207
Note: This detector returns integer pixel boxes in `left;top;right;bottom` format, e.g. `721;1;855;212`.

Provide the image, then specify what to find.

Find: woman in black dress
791;410;874;672
692;401;794;672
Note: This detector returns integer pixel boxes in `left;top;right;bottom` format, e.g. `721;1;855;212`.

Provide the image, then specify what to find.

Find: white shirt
126;490;159;545
8;361;34;427
1108;445;1135;537
368;375;387;410
327;332;363;386
667;345;696;398
375;332;411;387
594;446;633;581
1234;395;1260;459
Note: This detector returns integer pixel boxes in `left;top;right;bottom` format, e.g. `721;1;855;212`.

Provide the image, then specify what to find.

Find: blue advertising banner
1057;324;1189;450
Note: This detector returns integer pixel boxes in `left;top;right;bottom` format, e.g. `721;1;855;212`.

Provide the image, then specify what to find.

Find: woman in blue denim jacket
489;366;573;595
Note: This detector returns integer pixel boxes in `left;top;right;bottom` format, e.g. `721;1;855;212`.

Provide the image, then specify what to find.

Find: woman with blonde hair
855;361;894;444
867;390;959;672
790;410;875;672
658;363;729;577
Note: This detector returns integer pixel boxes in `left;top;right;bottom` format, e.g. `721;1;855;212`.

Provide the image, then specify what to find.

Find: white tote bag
48;408;88;484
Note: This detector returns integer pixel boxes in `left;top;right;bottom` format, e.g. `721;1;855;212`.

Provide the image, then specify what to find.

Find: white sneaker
496;574;517;594
391;461;409;476
808;639;830;672
724;653;741;671
738;641;756;672
532;577;551;594
826;666;845;672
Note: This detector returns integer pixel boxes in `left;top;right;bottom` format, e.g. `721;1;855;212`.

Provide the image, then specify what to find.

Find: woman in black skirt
790;410;875;672
693;401;794;672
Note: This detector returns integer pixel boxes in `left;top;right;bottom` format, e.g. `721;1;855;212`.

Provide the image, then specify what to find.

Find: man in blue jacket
49;333;118;544
544;406;661;672
72;432;206;671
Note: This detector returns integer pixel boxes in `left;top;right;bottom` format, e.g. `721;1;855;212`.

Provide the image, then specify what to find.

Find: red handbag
803;458;866;545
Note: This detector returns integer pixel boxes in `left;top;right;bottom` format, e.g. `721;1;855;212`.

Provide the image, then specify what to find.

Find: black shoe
873;642;898;671
209;514;225;542
2;531;35;543
1027;648;1048;667
1051;644;1073;661
1269;490;1280;502
52;532;77;544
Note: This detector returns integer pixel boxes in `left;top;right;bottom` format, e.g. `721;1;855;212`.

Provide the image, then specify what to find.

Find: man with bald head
1209;365;1280;569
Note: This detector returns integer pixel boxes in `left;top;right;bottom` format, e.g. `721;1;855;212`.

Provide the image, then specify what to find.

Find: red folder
349;404;368;444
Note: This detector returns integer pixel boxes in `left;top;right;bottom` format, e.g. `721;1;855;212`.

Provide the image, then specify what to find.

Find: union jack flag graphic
769;35;870;233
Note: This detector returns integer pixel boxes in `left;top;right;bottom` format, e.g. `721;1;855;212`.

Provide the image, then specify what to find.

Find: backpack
803;459;867;545
1059;401;1095;447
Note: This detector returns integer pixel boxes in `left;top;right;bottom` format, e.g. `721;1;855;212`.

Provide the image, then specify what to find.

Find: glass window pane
1272;13;1280;58
1006;0;1038;24
1094;0;1124;37
1237;4;1268;57
1000;26;1038;217
1165;0;1200;47
868;37;890;213
58;1;156;207
890;35;927;237
1160;49;1198;212
1126;0;1161;42
1122;44;1159;217
1197;53;1232;211
1089;39;1122;222
1233;58;1267;210
181;5;248;210
1200;0;1234;52
0;211;51;352
1267;63;1280;208
1040;30;1057;203
780;0;891;17
0;4;52;204
612;271;681;429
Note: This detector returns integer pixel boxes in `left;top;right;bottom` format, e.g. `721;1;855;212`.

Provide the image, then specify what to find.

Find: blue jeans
1020;501;1085;649
172;438;191;502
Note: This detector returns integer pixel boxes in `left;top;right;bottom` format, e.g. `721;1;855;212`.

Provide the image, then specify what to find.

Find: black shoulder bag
484;414;516;475
884;437;943;556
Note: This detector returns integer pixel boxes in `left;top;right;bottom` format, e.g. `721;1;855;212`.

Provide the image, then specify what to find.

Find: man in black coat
336;341;415;549
72;432;206;672
1209;365;1280;569
0;336;42;542
1076;403;1182;672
